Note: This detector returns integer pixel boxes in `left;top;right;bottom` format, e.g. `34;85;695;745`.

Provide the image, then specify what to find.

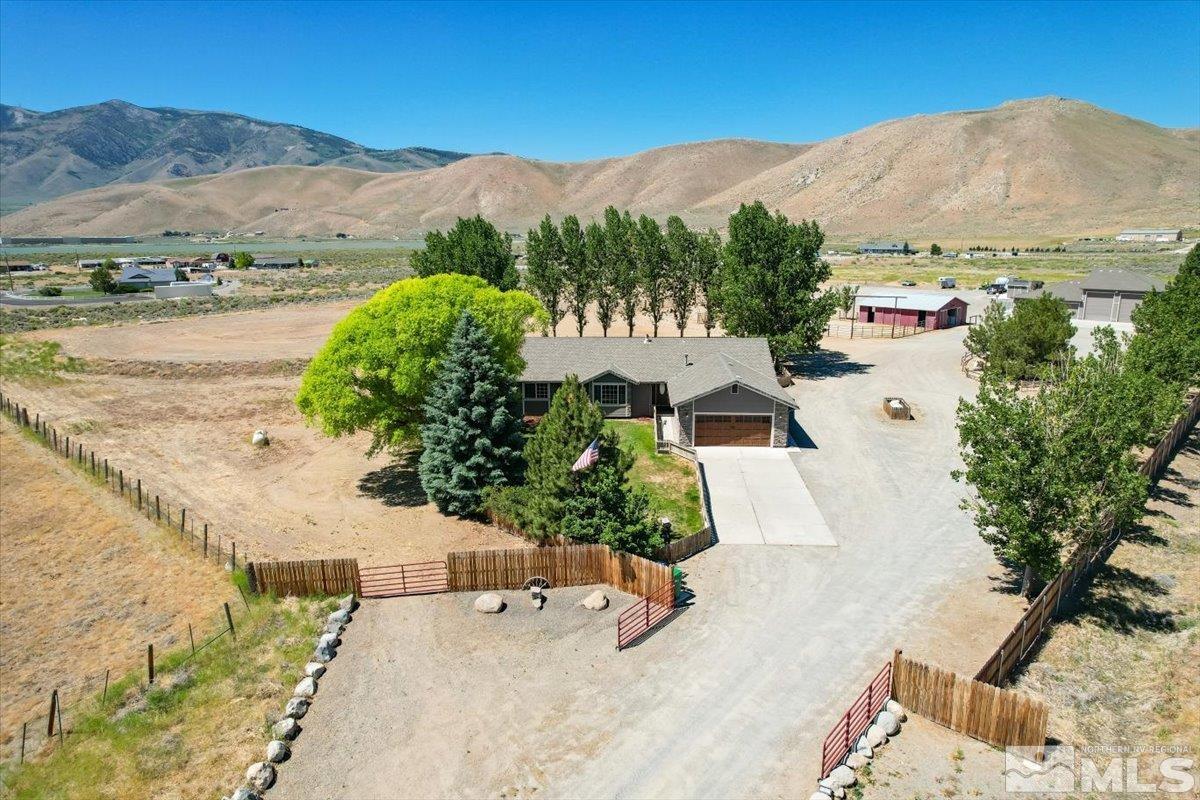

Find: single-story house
252;255;301;269
858;241;913;255
79;259;106;270
1009;269;1165;322
1116;229;1182;243
518;336;797;447
856;292;968;329
2;261;34;272
117;266;177;288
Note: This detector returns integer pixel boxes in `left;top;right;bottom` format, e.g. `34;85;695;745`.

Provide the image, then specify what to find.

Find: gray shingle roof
519;336;794;406
118;266;176;283
1010;280;1083;304
1080;268;1166;293
667;352;796;407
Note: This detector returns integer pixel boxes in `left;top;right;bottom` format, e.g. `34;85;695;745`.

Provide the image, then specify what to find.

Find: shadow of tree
1063;562;1177;635
357;450;427;508
788;350;874;381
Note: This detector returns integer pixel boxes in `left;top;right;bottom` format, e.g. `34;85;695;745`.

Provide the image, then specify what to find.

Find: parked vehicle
938;276;956;288
986;284;1007;295
900;279;917;286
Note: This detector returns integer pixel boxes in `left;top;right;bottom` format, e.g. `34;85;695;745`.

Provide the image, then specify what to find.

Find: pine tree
418;310;523;516
561;428;663;557
520;375;603;535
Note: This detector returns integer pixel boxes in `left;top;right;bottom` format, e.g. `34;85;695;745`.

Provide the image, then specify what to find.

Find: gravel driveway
274;327;1004;800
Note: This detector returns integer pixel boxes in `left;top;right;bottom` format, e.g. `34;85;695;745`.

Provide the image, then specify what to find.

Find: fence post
156;495;161;521
136;479;142;510
118;469;124;496
65;435;70;458
47;689;58;737
19;721;27;763
203;523;208;556
147;644;155;684
102;668;110;704
230;540;236;570
180;507;186;534
224;602;236;640
104;458;108;480
189;623;195;655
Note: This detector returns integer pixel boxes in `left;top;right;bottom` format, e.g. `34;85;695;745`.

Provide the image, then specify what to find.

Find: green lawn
606;419;704;535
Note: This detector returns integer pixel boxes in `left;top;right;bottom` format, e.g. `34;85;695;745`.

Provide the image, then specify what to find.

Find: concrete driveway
696;446;835;546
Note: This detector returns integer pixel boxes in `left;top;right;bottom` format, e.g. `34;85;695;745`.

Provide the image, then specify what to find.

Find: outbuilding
857;292;968;330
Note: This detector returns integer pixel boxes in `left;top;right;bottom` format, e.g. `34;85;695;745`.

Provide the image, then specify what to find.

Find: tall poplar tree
525;215;566;335
560;215;591;336
586;220;618;336
635;214;668;337
418;310;524;516
665;215;698;336
605;206;640;337
694;228;723;336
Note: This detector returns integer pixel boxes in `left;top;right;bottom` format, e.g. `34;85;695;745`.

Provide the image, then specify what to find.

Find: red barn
857;292;968;330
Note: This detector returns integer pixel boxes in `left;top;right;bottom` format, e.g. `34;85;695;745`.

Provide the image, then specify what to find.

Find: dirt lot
0;423;236;760
273;585;639;800
859;430;1200;799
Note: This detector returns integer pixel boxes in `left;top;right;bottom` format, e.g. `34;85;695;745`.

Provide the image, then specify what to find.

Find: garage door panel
694;414;771;446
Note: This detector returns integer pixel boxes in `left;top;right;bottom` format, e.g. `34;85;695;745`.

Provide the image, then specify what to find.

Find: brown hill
3;98;1196;238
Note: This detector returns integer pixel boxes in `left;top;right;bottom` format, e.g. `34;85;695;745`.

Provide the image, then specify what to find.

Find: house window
593;382;627;406
523;383;550;400
731;384;739;394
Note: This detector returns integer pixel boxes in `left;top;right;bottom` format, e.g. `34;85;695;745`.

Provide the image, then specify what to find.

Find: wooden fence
893;651;1048;751
447;544;672;598
659;527;713;563
976;390;1200;686
247;559;360;597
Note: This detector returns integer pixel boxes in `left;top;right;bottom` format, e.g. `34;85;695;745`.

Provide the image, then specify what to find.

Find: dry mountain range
2;97;1196;238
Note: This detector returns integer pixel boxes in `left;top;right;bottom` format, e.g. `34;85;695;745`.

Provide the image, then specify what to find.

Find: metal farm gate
359;561;449;598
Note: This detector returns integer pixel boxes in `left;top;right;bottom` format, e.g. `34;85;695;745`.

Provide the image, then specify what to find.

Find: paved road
0;291;156;307
275;327;995;800
696;446;835;546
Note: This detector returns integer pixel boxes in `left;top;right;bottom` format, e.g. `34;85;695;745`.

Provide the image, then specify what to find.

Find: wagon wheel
522;576;551;591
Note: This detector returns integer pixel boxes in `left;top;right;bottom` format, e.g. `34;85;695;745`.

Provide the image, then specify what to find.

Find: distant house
1011;269;1165;322
518;336;796;447
1116;229;1182;243
2;261;34;272
856;292;968;330
212;252;231;264
857;241;913;256
117;266;177;288
252;255;301;269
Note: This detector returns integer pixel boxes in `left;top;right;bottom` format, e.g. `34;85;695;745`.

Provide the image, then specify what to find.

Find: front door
946;308;958;327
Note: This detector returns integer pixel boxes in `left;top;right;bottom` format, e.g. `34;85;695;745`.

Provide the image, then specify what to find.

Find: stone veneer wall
676;401;695;447
771;402;790;447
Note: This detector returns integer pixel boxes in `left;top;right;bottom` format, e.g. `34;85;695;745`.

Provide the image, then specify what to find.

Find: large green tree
525;215;566;335
665;215;698;336
586;220;619;336
519;374;604;537
694;228;723;336
418;310;524;516
1126;246;1200;391
561;430;663;557
718;201;835;364
976;294;1075;381
89;265;116;294
411;215;519;290
635;215;669;337
560;215;592;336
296;274;545;455
605;207;640;337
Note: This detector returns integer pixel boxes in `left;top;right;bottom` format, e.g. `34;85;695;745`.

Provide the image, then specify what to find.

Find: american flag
571;438;600;472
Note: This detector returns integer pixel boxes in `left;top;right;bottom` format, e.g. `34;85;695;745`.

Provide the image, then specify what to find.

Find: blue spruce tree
418;310;523;516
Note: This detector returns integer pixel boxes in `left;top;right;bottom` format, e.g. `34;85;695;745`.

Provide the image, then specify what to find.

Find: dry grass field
0;423;237;761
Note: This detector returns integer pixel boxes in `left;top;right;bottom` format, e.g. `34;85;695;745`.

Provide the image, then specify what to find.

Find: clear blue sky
1;0;1197;160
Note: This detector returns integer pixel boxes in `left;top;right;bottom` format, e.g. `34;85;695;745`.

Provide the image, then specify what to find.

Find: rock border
810;700;907;799
222;593;358;800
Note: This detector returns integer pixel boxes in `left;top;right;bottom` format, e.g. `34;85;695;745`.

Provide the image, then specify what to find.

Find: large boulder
826;764;857;789
817;779;846;797
294;676;317;698
229;788;262;800
853;735;873;758
317;632;340;650
313;640;336;663
580;590;609;611
808;793;829;800
245;762;276;791
285;697;310;719
266;740;290;763
474;593;505;613
324;620;345;636
875;710;900;735
865;724;888;748
251;430;269;447
885;699;907;721
304;662;326;679
338;594;358;613
272;717;299;740
846;752;870;769
327;608;351;626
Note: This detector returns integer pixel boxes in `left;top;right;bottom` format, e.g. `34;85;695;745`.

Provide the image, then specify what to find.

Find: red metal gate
616;581;675;649
359;561;448;598
819;660;892;779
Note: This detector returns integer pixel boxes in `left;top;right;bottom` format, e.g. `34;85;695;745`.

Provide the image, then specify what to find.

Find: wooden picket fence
893;651;1048;750
247;559;360;597
976;390;1200;686
659;527;713;563
447;544;672;598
